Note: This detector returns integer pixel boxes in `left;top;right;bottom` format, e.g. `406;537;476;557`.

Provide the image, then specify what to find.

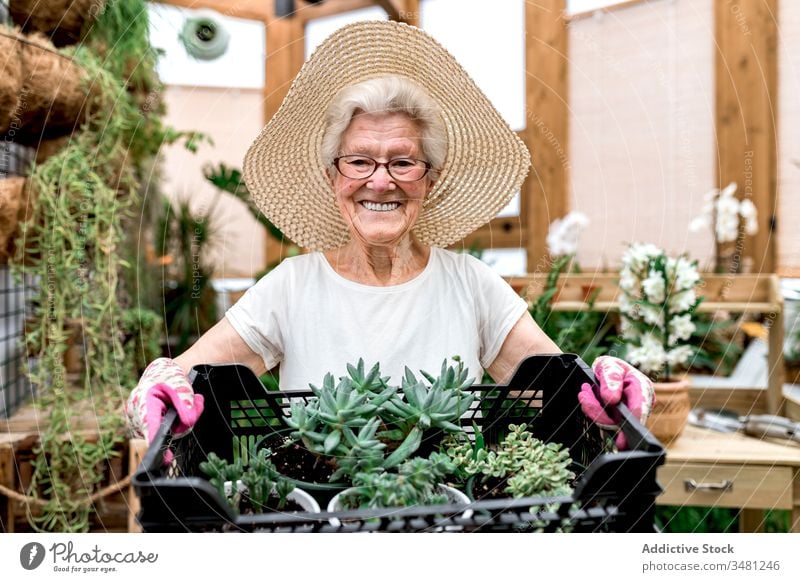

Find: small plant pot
581;284;600;302
326;484;472;528
223;480;320;514
255;433;349;505
646;378;690;444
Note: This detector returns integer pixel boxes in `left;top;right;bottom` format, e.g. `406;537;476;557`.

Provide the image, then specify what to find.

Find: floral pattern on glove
577;355;655;450
124;358;204;445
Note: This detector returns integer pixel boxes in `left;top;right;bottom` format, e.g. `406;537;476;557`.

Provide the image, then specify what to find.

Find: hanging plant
11;46;140;532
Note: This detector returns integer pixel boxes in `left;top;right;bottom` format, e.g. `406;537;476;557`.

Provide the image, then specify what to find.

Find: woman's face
329;112;433;248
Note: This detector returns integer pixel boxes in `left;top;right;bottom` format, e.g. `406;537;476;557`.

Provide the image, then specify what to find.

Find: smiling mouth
361;201;400;212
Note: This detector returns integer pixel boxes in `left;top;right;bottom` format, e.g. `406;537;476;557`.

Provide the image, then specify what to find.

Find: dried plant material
9;0;105;47
18;32;87;142
0;177;26;263
0;26;24;134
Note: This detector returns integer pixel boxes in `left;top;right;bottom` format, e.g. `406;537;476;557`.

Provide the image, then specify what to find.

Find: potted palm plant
618;243;702;442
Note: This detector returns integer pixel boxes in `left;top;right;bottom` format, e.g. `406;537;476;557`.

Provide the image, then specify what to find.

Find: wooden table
656;425;800;532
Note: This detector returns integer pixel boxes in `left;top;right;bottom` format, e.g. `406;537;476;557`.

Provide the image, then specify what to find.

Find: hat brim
243;20;530;251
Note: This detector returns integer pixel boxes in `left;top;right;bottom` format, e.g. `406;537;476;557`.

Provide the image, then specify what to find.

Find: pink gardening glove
124;358;205;448
578;355;654;450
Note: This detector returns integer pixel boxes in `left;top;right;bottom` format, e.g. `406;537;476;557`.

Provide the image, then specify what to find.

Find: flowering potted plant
546;211;590;272
618;243;702;442
689;182;758;274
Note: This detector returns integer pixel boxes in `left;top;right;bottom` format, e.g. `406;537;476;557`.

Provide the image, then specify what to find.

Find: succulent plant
381;359;475;468
445;424;575;499
200;449;294;512
282;357;475;481
199;453;244;502
342;452;457;510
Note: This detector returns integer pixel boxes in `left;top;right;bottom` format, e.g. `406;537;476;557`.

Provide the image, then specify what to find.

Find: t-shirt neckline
318;247;438;292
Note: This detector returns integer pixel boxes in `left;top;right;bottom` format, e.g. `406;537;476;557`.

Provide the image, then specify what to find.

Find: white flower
689;214;710;233
743;215;758;236
720;182;738;199
642;270;666;303
740;199;758;235
668;314;695;344
547;212;589;257
628;333;666;375
669;289;696;312
692;182;759;245
666;345;693;368
618;292;635;315
619;243;701;377
622;242;662;272
739;198;757;219
619;268;639;293
641;304;664;327
620;317;640;340
716;212;740;243
673;257;700;290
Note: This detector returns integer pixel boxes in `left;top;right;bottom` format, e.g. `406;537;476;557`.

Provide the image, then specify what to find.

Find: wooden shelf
506;273;786;416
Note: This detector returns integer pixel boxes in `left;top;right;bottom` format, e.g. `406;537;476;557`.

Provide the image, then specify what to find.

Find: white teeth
363;201;399;212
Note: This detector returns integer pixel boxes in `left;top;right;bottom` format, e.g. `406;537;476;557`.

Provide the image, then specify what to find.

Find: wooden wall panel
568;0;716;271
715;0;779;274
777;0;800;275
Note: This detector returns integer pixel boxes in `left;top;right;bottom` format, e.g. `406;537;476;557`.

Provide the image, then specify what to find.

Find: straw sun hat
243;20;530;251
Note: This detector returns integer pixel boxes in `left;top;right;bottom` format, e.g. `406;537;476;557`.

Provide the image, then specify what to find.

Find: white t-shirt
225;247;528;391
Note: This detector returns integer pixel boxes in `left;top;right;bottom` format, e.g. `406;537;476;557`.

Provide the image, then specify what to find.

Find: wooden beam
456;217;527;251
714;0;778;274
524;0;569;272
374;0;418;23
296;0;379;22
263;7;306;264
567;0;649;22
398;0;420;26
374;0;402;21
154;0;270;21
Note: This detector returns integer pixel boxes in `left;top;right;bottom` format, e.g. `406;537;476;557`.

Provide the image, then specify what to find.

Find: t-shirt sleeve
224;262;290;371
464;255;529;368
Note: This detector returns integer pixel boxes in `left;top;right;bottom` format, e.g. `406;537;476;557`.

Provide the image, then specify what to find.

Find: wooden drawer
656;462;793;509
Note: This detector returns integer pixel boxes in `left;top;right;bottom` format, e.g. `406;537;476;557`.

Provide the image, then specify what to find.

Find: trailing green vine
9;1;192;531
13;47;136;531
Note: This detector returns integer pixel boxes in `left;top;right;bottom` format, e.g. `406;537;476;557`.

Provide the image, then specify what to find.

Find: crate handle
684;478;733;493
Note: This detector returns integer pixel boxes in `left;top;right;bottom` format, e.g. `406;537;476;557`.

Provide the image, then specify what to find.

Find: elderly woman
126;21;651;448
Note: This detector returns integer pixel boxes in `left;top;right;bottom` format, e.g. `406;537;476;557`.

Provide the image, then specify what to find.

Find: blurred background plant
204;163;300;280
529;212;614;364
546;211;589;272
690;182;758;274
656;506;790;533
153;193;220;355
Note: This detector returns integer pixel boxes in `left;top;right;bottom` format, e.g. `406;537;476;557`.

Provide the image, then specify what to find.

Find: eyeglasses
333;155;432;182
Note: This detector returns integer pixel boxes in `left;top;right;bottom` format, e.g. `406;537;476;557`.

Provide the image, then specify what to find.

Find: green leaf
324;430;341;454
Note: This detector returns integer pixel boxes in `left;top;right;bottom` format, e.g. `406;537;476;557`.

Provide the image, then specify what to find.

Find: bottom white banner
0;533;798;581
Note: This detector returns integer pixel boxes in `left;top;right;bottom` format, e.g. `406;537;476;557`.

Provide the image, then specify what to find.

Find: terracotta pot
645;378;690;444
581;284;600;302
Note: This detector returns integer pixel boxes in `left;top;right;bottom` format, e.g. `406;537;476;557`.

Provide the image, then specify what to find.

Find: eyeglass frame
332;154;433;182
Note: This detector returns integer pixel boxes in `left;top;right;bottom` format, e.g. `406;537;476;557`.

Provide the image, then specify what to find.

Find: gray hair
322;76;447;175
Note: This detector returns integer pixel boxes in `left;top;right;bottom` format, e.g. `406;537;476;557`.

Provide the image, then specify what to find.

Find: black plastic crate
133;353;665;532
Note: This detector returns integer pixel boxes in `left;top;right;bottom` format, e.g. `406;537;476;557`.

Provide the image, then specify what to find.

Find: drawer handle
684;478;733;493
